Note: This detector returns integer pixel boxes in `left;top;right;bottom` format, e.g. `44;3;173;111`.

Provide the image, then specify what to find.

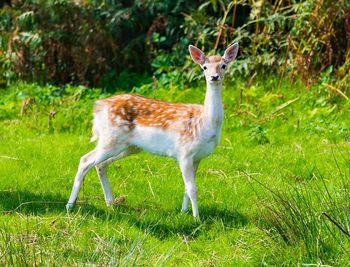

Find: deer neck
202;81;224;130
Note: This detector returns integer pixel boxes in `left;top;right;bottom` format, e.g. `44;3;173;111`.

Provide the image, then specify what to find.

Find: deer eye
221;64;226;70
203;66;207;70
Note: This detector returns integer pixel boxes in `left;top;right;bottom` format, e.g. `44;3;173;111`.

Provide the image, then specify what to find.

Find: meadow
0;77;349;265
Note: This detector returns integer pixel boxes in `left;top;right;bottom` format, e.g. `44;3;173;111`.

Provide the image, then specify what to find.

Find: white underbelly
130;125;221;161
131;125;178;157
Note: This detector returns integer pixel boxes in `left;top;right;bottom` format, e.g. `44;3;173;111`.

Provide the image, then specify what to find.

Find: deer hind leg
95;161;113;207
179;157;199;218
66;149;97;210
95;146;140;207
66;143;129;211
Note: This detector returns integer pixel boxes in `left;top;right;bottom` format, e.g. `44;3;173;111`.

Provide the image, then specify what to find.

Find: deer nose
211;75;220;81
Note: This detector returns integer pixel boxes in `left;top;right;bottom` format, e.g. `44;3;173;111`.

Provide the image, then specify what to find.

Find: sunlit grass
0;79;349;265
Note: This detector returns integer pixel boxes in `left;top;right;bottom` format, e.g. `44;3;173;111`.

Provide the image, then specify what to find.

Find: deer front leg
181;160;200;213
181;192;189;213
179;157;199;218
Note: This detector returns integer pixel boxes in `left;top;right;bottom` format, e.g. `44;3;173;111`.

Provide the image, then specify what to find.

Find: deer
66;43;239;218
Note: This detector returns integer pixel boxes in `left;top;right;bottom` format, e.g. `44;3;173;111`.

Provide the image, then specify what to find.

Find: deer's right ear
189;45;205;65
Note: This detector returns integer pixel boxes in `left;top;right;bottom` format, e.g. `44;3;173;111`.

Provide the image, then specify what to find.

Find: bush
0;0;349;91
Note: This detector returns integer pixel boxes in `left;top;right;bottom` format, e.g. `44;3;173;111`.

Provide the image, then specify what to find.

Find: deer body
67;43;239;218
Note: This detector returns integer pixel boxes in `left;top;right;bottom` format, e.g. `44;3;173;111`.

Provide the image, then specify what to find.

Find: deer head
189;43;239;84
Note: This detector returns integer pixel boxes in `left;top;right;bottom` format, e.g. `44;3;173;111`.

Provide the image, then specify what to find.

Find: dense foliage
0;0;349;91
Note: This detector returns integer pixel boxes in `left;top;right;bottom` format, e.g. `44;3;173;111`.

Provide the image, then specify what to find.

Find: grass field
0;79;350;265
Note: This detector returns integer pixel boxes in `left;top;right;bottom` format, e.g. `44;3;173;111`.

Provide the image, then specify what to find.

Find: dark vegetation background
0;0;349;91
1;1;350;265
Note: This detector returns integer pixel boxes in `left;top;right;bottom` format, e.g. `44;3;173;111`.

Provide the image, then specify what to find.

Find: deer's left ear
223;43;239;63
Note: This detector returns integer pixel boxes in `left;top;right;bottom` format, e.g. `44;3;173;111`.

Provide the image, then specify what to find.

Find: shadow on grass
0;190;249;240
115;203;249;240
0;190;106;216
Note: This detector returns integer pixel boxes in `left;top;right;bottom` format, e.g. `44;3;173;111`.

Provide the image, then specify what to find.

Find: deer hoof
66;203;74;211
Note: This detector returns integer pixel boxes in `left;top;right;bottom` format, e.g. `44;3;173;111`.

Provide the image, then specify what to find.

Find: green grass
0;78;350;265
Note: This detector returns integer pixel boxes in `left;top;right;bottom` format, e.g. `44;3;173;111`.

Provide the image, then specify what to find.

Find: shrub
0;0;349;91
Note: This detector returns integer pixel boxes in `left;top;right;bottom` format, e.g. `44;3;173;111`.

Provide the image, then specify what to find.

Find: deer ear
189;45;205;65
223;43;239;63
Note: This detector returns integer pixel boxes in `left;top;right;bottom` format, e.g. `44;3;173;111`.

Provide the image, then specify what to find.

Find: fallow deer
66;43;239;218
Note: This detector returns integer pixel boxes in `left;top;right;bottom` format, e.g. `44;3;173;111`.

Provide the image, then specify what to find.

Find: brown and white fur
66;43;239;218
